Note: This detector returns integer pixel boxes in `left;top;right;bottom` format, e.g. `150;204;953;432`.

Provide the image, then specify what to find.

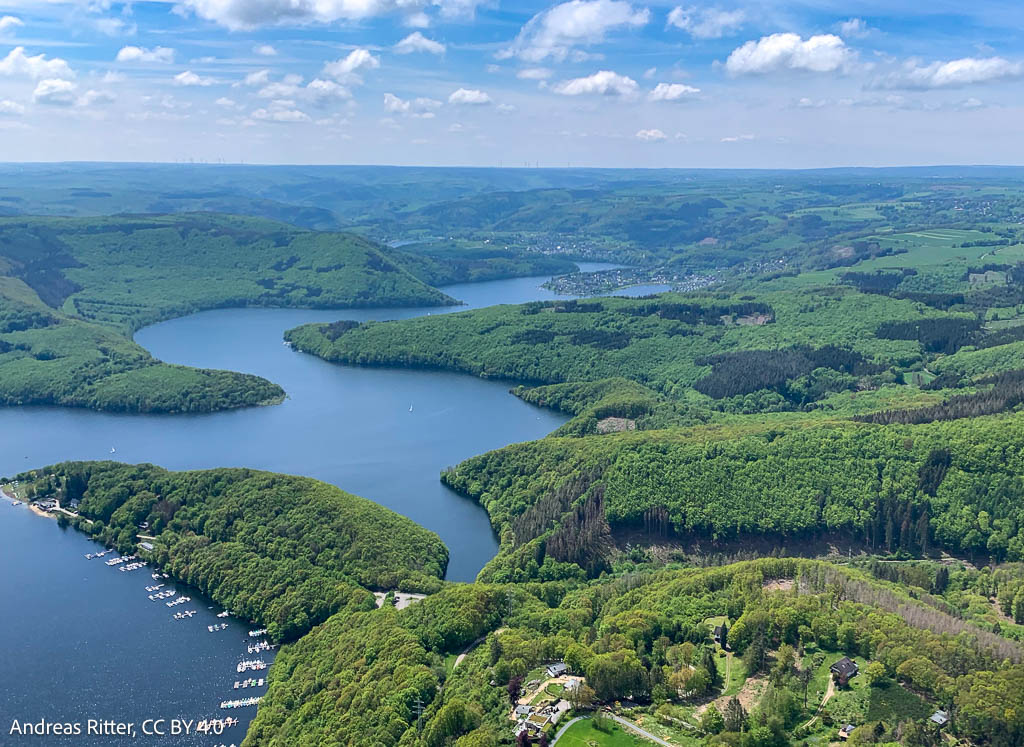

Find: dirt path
453;627;507;670
799;674;835;731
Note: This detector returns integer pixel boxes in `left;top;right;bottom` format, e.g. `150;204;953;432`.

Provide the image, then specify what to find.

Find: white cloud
0;99;25;115
725;33;850;75
383;92;409;113
0;47;75;80
254;44;278;56
244;69;271;86
116;46;175;63
404;11;430;28
305;78;350;101
177;0;482;30
251;106;310;123
33;78;76;106
648;82;699;101
448;87;491;104
838;18;870;38
215;96;237;107
174;70;215;86
636;128;666;141
516;67;552;80
873;57;1024;89
384;92;442;115
322;49;380;84
95;17;137;36
721;133;754;142
667;7;744;39
394;31;445;55
499;0;649;63
552;69;638;96
102;71;125;84
79;89;116;106
643;66;656;79
0;15;23;34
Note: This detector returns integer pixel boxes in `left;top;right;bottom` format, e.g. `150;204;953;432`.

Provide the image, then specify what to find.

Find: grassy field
556;718;645;746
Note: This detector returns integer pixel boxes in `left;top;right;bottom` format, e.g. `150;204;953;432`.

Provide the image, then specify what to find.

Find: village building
830;657;859;682
546;662;568;678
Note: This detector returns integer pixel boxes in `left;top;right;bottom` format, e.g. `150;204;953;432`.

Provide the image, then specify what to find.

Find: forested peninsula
0;214;455;413
15;461;448;640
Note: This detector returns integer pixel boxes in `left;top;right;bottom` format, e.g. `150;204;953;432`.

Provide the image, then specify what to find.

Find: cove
0;264;657;744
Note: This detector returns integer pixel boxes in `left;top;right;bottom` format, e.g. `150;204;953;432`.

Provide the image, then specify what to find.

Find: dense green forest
0;213;457;412
0;278;284;412
15;462;448;640
441;414;1024;584
245;558;1024;746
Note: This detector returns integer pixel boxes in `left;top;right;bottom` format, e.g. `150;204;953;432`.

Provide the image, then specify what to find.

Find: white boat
409;404;414;412
110;447;116;454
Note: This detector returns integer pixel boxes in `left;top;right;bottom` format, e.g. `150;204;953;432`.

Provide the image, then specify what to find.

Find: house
838;724;856;740
712;625;724;644
930;710;949;728
546;662;568;678
514;705;532;718
830;657;859;681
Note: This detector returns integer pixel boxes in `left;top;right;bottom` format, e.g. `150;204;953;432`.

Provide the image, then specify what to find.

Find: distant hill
0;213;453;412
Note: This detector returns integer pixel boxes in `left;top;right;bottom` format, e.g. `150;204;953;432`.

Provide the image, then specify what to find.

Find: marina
236;659;267;673
0;270;611;744
220;697;261;710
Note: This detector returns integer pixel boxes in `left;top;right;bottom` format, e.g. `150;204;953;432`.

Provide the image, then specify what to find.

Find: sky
1;0;1024;168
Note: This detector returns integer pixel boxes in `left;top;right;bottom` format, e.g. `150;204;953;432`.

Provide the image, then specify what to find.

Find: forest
440;413;1024;585
15;462;448;640
244;558;1024;746
0;281;285;412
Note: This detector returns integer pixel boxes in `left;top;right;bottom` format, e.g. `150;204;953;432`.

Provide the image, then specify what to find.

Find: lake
0;263;648;744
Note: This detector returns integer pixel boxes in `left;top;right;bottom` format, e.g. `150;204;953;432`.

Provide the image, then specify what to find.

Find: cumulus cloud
322;48;380;84
174;70;215;86
872;57;1024;89
0;47;75;80
647;82;699;101
0;99;25;115
516;67;552;80
255;73;351;103
0;15;23;34
552;69;638;96
33;78;77;106
721;133;754;142
79;89;116;106
394;32;445;55
251;105;310;123
448;87;491;104
636;128;666;141
499;0;649;63
116;46;175;63
725;33;850;75
384;92;442;115
667;6;744;39
215;96;237;107
254;44;278;56
177;0;487;31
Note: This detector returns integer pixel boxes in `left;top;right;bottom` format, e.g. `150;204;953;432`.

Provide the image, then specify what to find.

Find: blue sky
1;0;1023;167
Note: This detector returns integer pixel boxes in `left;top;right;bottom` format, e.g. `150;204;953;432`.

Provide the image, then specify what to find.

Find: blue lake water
0;263;653;745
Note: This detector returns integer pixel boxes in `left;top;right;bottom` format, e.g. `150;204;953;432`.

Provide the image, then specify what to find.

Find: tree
724;696;748;732
795;666;814;710
700;704;725;735
508;675;523;706
488;634;503;666
568;683;596;712
865;661;887;687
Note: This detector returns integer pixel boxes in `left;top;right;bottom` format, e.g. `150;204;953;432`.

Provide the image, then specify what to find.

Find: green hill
16;461;448;640
0;213;454;412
